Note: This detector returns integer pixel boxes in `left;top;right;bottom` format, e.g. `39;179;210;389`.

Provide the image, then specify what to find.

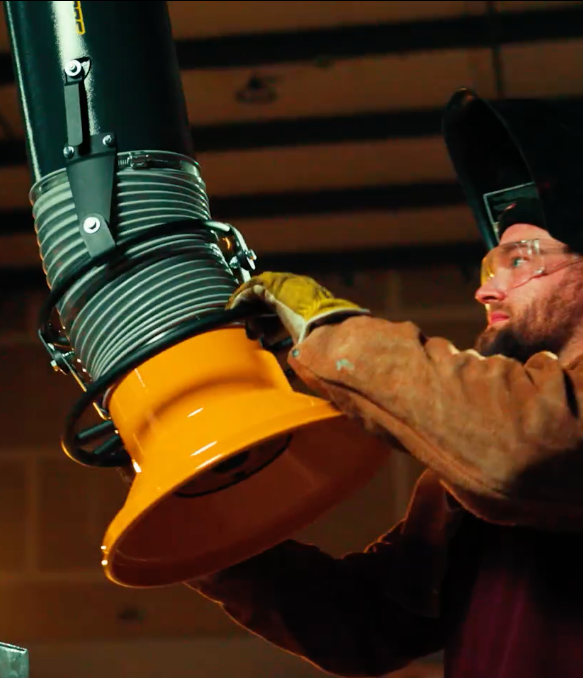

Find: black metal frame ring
36;217;266;469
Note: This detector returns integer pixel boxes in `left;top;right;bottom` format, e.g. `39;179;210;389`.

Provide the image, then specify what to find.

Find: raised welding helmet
442;87;583;253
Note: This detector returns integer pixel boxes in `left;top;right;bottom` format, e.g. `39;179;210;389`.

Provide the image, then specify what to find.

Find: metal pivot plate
62;59;117;260
0;642;29;678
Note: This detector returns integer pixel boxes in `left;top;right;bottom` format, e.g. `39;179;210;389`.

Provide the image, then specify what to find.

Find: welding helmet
442;87;583;253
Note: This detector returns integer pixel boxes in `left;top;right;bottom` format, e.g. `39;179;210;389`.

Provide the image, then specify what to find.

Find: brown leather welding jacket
188;317;583;677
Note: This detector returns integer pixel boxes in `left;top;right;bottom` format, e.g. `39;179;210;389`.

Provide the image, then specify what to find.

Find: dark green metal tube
4;0;193;183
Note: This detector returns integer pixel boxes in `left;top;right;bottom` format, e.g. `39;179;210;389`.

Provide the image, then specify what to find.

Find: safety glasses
480;238;581;290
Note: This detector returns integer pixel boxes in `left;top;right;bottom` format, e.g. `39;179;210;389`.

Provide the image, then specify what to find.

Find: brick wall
0;260;485;648
25;637;444;678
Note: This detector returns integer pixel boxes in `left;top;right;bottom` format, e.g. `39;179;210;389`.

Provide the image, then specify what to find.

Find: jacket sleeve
287;316;583;531
187;471;461;677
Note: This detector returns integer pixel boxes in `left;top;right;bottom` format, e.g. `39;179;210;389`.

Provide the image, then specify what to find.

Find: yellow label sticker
74;1;86;35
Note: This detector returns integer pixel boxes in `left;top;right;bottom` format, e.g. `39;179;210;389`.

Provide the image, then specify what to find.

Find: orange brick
0;460;27;573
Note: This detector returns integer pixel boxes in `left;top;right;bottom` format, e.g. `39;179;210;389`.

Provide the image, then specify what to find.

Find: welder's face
474;224;583;362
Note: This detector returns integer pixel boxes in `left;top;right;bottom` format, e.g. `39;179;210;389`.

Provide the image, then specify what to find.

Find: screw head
65;60;82;77
102;134;114;147
63;145;75;159
83;216;101;234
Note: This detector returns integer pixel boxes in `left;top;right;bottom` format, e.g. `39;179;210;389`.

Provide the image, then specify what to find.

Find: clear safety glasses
480;238;581;290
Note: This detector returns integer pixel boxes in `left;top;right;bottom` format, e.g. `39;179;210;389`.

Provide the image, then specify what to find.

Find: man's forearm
187;537;443;677
288;316;583;531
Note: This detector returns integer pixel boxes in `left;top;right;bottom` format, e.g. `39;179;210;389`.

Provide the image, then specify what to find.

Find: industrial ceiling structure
1;0;583;284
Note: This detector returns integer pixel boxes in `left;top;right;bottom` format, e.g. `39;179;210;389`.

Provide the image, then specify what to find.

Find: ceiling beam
1;94;583;165
102;4;583;71
212;181;465;220
179;108;443;153
0;4;582;84
185;95;583;152
0;107;444;167
0;180;466;236
253;241;485;274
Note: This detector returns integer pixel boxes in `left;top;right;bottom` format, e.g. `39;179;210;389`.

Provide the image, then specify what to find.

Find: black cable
61;305;261;467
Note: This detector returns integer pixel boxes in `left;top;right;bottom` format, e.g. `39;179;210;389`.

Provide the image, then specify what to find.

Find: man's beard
475;282;583;363
475;323;559;363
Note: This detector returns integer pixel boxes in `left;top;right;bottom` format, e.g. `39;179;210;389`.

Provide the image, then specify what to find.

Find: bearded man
187;88;583;678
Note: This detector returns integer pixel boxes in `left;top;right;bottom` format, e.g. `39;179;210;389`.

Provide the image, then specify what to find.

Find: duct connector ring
36;218;263;469
31;150;266;470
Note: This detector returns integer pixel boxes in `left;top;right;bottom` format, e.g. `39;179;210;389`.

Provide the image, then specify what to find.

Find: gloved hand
226;271;369;345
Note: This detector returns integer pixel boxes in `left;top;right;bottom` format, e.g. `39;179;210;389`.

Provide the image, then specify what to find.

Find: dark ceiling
0;0;582;283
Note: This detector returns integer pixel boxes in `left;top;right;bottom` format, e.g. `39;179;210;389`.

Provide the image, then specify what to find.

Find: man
187;89;583;677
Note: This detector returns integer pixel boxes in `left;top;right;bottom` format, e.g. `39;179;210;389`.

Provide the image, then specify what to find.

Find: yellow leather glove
226;271;369;345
